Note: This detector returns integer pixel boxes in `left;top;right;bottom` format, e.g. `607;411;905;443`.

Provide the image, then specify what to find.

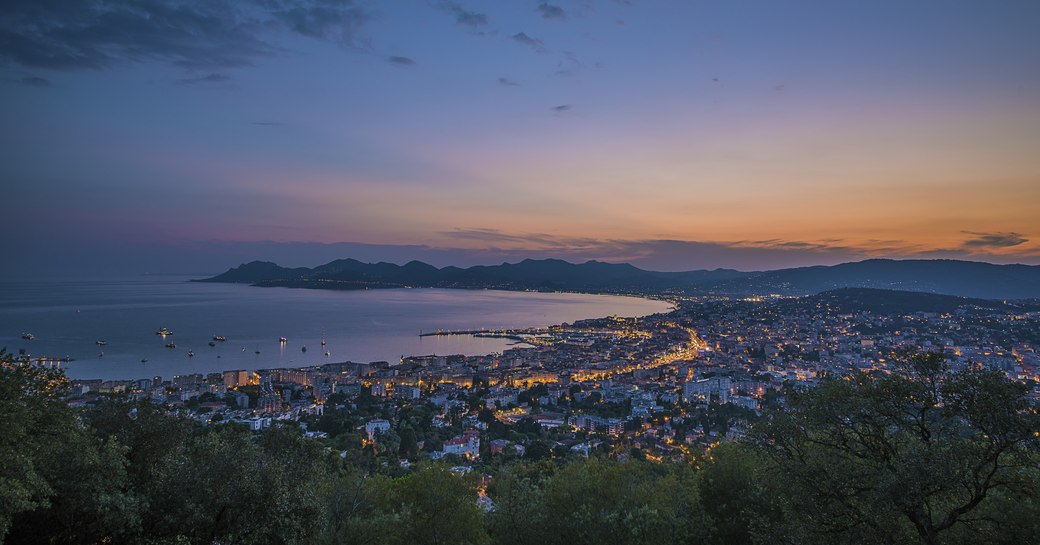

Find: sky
2;0;1039;276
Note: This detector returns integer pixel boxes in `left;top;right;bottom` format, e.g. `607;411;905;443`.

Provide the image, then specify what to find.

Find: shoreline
10;283;674;382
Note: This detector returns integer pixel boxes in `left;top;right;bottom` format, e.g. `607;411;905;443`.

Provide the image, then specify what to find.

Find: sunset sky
3;1;1039;276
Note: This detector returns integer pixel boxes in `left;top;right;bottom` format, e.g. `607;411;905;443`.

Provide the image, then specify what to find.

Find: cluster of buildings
66;292;1040;463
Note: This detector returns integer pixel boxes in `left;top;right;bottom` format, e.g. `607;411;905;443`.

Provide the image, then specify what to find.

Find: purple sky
2;1;1039;276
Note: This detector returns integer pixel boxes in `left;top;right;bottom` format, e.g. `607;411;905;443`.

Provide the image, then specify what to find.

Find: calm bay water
0;277;672;381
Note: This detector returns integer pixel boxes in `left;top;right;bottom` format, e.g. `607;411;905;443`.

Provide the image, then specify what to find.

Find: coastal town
60;289;1040;468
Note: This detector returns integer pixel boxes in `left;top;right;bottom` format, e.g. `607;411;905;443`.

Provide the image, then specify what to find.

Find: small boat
212;335;227;342
324;350;331;357
165;342;176;349
156;327;173;336
98;352;104;358
255;350;260;354
21;333;35;341
301;346;307;353
140;358;148;363
187;350;195;357
208;341;216;347
96;340;107;346
279;337;288;343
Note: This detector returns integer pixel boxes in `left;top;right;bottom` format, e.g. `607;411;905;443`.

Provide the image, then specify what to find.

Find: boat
301;346;307;353
165;342;176;348
212;335;227;342
208;341;216;347
187;350;195;357
279;336;288;343
324;350;331;357
96;340;107;346
155;327;173;336
21;333;35;341
140;359;147;363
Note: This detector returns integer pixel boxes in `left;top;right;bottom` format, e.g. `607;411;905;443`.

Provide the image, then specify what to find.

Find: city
62;287;1040;466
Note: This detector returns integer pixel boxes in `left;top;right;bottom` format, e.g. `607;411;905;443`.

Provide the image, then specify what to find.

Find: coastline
5;280;673;382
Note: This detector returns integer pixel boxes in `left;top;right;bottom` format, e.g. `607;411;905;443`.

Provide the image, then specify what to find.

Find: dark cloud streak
962;231;1028;248
20;76;53;87
0;0;371;71
437;1;489;27
512;32;547;52
175;73;232;85
537;3;567;20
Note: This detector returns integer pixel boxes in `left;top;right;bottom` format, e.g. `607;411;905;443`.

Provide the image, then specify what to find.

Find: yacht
156;327;173;336
21;333;35;341
212;335;227;342
96;340;107;346
279;336;288;343
165;342;176;349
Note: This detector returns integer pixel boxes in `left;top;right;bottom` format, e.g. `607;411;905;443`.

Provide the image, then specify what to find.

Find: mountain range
197;258;1040;300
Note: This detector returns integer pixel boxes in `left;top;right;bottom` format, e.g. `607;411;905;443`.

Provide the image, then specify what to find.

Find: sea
0;276;673;381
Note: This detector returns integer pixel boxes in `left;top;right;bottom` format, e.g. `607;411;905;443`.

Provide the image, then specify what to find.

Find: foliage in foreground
1;351;1037;545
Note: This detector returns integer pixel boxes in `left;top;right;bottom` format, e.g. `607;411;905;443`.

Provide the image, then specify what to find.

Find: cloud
537;3;567;20
512;32;547;52
0;0;371;71
498;77;520;86
442;228;601;249
388;55;416;66
175;72;232;85
20;76;53;87
249;121;287;127
553;51;583;77
437;230;873;271
961;231;1028;248
437;1;488;27
551;104;572;114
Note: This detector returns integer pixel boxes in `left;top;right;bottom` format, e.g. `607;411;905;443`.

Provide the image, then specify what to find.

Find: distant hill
789;287;1016;315
198;258;743;294
706;259;1040;299
197;258;1040;299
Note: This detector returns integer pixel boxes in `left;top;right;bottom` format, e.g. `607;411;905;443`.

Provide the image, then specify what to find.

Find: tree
1;355;141;545
755;352;1040;545
0;357;70;541
333;465;488;545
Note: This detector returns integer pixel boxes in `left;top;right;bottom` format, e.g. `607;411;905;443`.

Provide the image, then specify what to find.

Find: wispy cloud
249;121;287;127
537;3;567;20
438;230;874;271
512;32;547;53
553;51;583;77
438;1;489;27
175;72;232;85
498;77;520;86
551;104;573;114
388;55;416;66
961;231;1028;248
20;76;53;87
0;0;371;71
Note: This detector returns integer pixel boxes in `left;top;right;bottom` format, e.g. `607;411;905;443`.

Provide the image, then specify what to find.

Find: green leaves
754;352;1040;545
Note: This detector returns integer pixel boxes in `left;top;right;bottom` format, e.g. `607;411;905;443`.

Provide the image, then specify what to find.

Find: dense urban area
4;287;1040;545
